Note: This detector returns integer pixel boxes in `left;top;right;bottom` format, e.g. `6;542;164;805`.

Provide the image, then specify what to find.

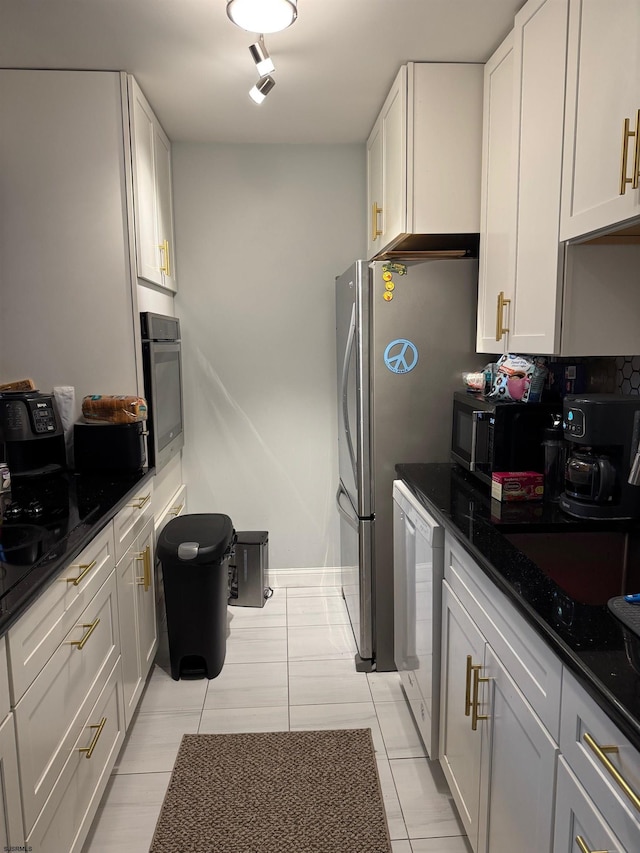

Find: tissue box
491;471;543;502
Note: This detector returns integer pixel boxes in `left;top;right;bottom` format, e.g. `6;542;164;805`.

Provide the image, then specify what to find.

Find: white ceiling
0;0;524;144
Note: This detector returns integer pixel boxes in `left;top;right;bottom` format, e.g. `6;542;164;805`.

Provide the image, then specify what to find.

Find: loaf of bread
81;395;148;424
0;378;36;392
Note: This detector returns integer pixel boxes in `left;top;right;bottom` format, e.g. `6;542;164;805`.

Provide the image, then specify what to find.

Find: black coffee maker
0;391;66;479
560;394;640;520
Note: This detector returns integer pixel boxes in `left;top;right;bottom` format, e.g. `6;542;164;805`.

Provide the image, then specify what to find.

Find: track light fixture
249;36;275;76
249;75;276;104
227;0;297;34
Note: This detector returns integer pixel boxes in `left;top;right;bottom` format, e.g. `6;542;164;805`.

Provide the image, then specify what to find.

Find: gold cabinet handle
135;545;151;591
78;717;107;759
465;655;473;717
495;291;511;341
128;492;151;510
68;618;100;651
575;836;608;853
471;664;489;731
159;239;171;276
583;731;640;812
619;112;640;194
65;559;97;587
169;503;184;517
371;203;382;242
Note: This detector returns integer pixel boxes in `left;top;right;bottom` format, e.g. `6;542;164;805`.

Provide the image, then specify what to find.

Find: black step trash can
156;513;235;681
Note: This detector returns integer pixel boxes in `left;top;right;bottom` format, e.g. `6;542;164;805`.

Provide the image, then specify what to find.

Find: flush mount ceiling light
227;0;297;33
249;36;275;76
249;74;276;104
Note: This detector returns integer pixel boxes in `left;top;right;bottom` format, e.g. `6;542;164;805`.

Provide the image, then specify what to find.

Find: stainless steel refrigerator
335;259;481;671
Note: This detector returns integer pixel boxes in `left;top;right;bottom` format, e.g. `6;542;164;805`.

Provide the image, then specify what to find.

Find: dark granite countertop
396;462;640;751
0;468;155;636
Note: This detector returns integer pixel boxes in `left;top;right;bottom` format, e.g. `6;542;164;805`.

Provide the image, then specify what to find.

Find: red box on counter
491;471;544;502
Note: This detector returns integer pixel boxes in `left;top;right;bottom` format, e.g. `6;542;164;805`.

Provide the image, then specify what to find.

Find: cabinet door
153;123;177;292
0;713;24;848
478;645;559;853
136;523;158;681
553;758;625;853
366;115;383;259
476;33;514;355
116;546;141;728
560;0;640;240
440;581;486;850
129;78;177;291
508;0;569;355
381;66;408;248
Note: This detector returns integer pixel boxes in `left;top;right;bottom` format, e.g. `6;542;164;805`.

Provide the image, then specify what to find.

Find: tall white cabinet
0;637;23;848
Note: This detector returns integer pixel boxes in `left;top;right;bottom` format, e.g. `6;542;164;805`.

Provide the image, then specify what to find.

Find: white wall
172;143;365;571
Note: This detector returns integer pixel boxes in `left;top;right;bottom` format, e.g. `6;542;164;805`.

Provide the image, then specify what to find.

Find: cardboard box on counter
491;471;544;502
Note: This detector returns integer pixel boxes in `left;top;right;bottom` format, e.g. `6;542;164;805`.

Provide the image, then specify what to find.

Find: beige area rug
149;729;392;853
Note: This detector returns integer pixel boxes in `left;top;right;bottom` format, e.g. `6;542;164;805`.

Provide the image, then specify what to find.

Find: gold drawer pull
78;717;107;759
170;503;184;517
128;492;151;510
619;111;640;194
471;664;489;731
135;546;151;591
65;559;97;586
583;731;640;812
371;203;382;242
495;290;511;341
575;836;608;853
69;618;100;651
465;655;473;717
159;239;171;276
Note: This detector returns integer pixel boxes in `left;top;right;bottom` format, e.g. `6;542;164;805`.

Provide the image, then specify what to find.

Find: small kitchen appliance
451;391;558;487
560;394;640;520
73;421;147;473
0;391;66;478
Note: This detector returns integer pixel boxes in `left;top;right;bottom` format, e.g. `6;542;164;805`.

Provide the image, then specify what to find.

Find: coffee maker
0;391;66;479
560;394;640;520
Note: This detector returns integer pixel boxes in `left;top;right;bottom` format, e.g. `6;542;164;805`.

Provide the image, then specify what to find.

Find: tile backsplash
616;356;640;395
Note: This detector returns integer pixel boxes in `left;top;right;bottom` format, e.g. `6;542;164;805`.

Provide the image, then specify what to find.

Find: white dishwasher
392;479;444;759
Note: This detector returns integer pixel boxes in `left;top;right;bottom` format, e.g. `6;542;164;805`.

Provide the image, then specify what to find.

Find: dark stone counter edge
396;467;640;752
0;467;155;637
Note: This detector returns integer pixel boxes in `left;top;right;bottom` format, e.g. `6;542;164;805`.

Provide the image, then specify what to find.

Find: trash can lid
157;513;235;565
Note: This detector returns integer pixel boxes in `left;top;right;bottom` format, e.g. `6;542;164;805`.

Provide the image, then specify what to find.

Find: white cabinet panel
0;713;23;848
560;0;640;240
113;479;154;564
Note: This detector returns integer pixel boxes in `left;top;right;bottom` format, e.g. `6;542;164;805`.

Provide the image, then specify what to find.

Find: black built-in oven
140;312;184;473
451;391;558;485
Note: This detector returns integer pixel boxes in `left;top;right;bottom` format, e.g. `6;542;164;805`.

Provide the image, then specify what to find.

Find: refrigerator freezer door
336;480;373;667
336;261;372;517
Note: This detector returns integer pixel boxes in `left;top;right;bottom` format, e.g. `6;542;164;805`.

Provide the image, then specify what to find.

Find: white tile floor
82;586;470;853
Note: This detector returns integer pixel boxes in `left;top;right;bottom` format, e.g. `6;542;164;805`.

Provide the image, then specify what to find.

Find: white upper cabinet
476;32;515;355
129;77;177;292
366;62;483;260
477;0;640;357
560;0;640;241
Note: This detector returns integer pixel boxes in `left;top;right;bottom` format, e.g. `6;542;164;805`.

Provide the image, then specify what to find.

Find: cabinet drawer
8;524;116;703
114;479;154;563
16;570;120;832
560;668;640;852
26;658;125;853
0;711;24;846
154;482;187;540
0;636;9;721
444;532;562;738
554;757;626;853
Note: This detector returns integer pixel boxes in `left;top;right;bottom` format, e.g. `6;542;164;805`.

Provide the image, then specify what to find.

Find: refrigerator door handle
341;302;358;487
336;483;358;529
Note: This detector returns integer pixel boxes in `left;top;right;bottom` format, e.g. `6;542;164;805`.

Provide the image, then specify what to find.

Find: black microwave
451;391;558;485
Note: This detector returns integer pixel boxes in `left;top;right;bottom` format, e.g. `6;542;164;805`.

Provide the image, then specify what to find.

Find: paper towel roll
53;385;75;467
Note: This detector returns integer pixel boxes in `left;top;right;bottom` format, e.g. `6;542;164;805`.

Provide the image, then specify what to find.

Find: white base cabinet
116;518;157;729
440;532;562;853
0;635;23;848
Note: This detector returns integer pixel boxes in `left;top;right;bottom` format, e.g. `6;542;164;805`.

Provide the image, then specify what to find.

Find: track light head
249;75;276;104
249;37;275;76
